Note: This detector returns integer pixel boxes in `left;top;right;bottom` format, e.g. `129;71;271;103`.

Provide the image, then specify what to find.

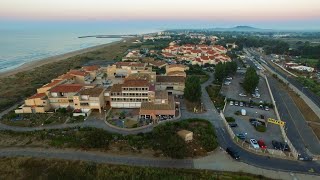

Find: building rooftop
155;91;168;100
115;62;146;67
28;93;46;99
110;84;123;92
82;65;100;72
50;84;84;93
68;70;89;77
167;71;186;76
42;79;63;88
167;64;187;69
123;80;149;87
156;76;185;83
78;87;104;97
140;95;175;110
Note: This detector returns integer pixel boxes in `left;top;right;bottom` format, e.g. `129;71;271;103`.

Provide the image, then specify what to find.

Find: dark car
272;140;282;150
229;123;238;127
280;142;290;151
226;147;240;160
249;104;254;108
260;115;265;119
236;133;246;140
249;118;257;123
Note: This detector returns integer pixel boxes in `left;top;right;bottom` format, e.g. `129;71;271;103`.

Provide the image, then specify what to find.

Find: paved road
267;74;320;155
249;49;320;109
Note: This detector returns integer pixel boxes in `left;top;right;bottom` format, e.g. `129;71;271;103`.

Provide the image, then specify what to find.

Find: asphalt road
267;74;320;155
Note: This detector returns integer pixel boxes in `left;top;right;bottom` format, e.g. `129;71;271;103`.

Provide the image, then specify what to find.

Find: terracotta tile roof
123;80;149;87
149;61;167;67
68;70;89;77
42;79;63;88
28;93;46;99
155;91;168;99
167;64;186;69
82;65;100;72
110;84;123;92
162;52;175;57
79;87;104;96
56;74;75;80
190;50;201;53
201;56;209;61
167;71;186;76
156;76;185;83
115;62;146;67
50;84;84;93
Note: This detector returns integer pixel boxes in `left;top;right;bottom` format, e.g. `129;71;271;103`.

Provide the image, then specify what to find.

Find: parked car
235;101;239;106
230;101;234;106
280;142;290;151
226;77;233;80
224;81;231;85
239;93;247;97
259;105;264;109
241;109;246;116
229;123;238;127
249;118;257;123
236;133;246;140
251;121;262;127
264;106;269;111
260;115;265;120
226;147;240;160
250;139;260;149
239;102;244;107
258;139;267;149
272;140;282;150
249;104;254;108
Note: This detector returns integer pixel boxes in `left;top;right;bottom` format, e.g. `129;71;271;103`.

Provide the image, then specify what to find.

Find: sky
1;0;320;30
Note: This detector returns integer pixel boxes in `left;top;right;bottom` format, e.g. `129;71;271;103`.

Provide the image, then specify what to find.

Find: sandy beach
0;39;123;78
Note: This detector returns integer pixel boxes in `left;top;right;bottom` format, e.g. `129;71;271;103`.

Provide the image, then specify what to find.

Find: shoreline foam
0;39;123;78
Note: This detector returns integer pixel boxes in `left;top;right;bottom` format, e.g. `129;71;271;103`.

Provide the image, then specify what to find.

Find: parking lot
221;71;272;104
222;71;284;150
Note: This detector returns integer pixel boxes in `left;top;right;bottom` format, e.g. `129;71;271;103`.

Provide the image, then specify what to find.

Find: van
241;109;246;116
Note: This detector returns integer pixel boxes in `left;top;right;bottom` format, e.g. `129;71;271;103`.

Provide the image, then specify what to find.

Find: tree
184;76;201;102
214;62;226;83
243;67;259;93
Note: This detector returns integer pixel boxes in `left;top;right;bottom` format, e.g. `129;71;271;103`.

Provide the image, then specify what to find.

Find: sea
0;21;159;73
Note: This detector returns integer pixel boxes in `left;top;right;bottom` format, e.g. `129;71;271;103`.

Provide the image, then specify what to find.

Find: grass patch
185;100;204;113
206;84;225;110
0;111;69;127
0;119;218;159
255;125;267;132
0;157;272;180
225;117;235;122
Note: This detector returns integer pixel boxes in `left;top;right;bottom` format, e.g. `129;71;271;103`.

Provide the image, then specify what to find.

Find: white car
230;101;234;106
239;93;247;97
239;102;244;107
250;139;260;149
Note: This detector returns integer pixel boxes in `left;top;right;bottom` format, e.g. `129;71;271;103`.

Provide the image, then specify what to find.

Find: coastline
0;39;123;78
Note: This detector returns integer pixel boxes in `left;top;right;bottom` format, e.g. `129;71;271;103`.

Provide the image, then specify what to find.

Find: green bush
225;117;235;122
255;125;267;132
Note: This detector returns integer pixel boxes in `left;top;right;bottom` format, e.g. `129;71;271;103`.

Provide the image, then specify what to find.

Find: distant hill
208;26;272;32
168;26;273;32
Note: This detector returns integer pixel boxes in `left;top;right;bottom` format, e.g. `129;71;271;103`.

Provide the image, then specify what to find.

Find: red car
258;139;267;149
